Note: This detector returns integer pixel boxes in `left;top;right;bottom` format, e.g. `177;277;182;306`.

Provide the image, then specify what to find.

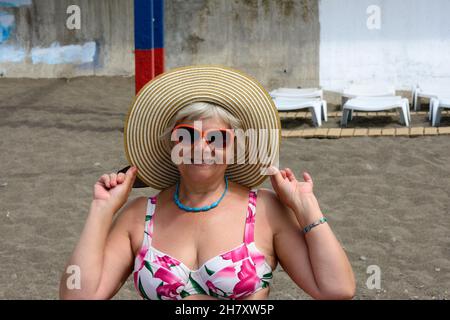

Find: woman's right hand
92;166;138;213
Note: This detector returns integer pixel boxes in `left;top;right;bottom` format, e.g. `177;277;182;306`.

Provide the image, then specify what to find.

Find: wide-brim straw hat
124;65;281;190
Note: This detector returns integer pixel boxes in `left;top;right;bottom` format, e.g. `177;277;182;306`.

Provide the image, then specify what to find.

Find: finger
280;170;287;180
285;168;297;182
268;166;284;186
269;174;279;190
101;174;111;189
124;166;138;188
117;172;126;184
303;171;313;184
110;173;117;187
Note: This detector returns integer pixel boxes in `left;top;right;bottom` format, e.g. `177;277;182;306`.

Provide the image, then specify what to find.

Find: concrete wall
0;0;134;78
165;0;320;89
0;0;320;89
319;0;450;92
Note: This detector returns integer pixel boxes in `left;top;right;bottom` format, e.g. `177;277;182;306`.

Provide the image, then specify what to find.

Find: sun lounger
342;84;396;107
413;81;450;111
273;97;324;127
270;88;323;99
340;83;411;126
270;88;327;123
341;96;411;127
430;97;450;127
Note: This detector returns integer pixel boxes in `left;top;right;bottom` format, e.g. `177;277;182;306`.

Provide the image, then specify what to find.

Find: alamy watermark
66;5;81;30
367;5;381;30
66;265;81;290
366;265;381;290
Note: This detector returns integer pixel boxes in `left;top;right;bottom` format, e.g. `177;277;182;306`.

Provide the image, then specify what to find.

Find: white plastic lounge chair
341;83;410;126
341;97;411;127
342;84;396;104
270;88;323;99
270;88;327;122
341;83;397;120
430;97;450;127
413;81;450;111
273;97;324;127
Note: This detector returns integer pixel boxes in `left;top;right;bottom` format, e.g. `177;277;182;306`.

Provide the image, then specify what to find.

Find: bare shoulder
256;188;284;209
111;196;149;240
256;188;301;235
112;195;155;255
114;196;148;225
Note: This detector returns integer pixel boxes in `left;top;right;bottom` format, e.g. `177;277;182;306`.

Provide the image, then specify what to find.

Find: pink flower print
147;220;154;238
153;267;184;299
136;245;148;270
206;280;220;294
221;244;248;262
214;265;236;278
244;210;255;243
154;255;181;270
154;266;183;284
156;282;184;299
206;280;229;299
133;245;149;290
249;191;257;206
246;204;256;225
249;249;265;267
231;259;259;298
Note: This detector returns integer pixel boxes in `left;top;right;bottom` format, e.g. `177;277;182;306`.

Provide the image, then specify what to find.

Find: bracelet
303;217;328;234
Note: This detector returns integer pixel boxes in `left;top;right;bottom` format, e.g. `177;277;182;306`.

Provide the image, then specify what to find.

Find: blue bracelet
303;217;328;234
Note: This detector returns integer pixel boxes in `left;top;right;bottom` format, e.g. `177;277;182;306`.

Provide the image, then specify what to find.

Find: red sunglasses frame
171;124;235;149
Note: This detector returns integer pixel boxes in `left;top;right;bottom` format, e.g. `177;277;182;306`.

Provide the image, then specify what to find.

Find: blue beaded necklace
174;176;229;212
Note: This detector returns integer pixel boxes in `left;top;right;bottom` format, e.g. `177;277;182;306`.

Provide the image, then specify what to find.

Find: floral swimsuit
133;189;274;300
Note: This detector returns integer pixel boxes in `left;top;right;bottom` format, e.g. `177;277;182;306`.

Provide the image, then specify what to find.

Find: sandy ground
0;77;449;300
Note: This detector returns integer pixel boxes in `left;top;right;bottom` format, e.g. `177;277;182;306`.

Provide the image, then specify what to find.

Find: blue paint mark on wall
0;44;25;62
31;41;97;65
0;11;25;64
0;11;14;43
0;0;32;7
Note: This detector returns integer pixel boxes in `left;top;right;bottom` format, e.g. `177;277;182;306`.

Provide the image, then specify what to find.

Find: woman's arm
266;167;355;300
59;167;139;299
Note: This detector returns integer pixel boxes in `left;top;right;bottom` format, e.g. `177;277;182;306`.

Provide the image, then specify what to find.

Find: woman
59;66;355;300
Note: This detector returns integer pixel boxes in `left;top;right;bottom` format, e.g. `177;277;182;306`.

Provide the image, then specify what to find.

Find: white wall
319;0;450;91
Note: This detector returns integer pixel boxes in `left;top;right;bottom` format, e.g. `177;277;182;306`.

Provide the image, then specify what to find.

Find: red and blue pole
134;0;164;94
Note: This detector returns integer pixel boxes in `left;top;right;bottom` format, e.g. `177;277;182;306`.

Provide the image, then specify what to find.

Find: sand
0;77;449;300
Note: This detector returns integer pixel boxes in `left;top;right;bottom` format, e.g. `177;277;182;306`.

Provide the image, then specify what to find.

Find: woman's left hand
268;166;322;225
